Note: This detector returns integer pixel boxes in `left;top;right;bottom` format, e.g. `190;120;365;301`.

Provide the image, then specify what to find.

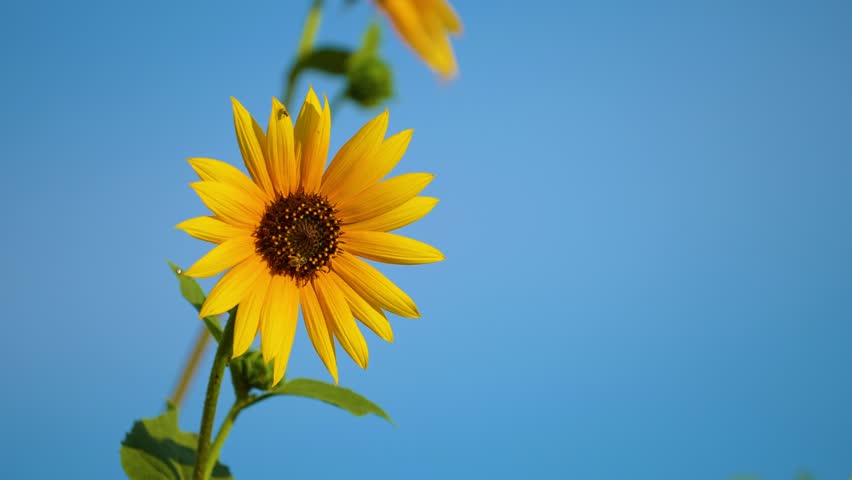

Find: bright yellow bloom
375;0;462;78
178;89;443;385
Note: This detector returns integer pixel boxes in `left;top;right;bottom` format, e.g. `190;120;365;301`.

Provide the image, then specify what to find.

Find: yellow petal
266;97;299;195
187;157;268;204
259;275;284;362
381;1;434;61
419;5;459;76
190;181;264;229
260;275;299;365
294;88;330;193
329;271;393;342
332;252;420;318
321;109;389;202
231;97;274;195
200;256;265;318
342;230;444;265
379;0;458;78
300;282;339;383
433;0;463;34
314;274;369;369
268;278;300;385
333;129;413;204
176;216;253;244
233;270;271;358
337;173;434;224
345;197;439;232
184;236;256;278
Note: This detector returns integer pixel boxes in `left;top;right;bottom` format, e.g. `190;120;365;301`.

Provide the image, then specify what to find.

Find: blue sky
1;1;850;478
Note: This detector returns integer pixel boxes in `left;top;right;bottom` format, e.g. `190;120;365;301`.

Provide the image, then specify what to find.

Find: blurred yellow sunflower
178;88;442;385
375;0;462;78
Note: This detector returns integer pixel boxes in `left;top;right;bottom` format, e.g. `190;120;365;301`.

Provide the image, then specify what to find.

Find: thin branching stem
284;0;325;107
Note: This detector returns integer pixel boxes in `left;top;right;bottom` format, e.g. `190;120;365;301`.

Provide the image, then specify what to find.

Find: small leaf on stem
167;261;224;342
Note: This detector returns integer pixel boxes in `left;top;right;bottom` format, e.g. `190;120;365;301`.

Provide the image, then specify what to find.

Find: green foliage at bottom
120;405;233;480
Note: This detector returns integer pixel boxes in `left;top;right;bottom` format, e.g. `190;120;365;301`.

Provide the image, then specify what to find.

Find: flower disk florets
254;191;342;284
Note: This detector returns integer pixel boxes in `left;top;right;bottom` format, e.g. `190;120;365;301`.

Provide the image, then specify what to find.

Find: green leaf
167;261;223;342
120;406;233;480
268;378;392;423
292;47;352;78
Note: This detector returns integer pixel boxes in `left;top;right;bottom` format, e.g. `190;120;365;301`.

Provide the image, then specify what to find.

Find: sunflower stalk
193;310;236;480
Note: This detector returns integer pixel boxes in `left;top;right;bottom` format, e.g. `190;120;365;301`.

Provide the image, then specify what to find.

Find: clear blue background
1;1;850;478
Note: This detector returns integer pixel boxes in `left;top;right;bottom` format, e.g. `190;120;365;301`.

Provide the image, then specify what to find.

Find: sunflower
375;0;462;78
178;89;443;385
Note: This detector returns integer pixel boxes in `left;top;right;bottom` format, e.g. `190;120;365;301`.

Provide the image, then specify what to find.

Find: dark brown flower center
253;191;342;283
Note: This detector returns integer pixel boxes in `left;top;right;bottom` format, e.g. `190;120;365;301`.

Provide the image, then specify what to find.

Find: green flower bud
346;55;394;108
229;350;273;394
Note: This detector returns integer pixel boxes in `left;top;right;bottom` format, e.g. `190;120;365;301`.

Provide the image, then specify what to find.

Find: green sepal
267;378;393;423
345;22;393;108
357;21;381;58
167;261;223;342
120;405;233;479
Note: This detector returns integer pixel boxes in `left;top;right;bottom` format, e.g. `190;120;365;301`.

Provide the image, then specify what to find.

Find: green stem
192;311;236;480
242;391;279;410
297;0;323;58
284;0;325;107
203;402;241;479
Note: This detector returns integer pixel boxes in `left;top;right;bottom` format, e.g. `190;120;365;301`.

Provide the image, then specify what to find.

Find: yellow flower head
178;89;443;385
375;0;463;78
